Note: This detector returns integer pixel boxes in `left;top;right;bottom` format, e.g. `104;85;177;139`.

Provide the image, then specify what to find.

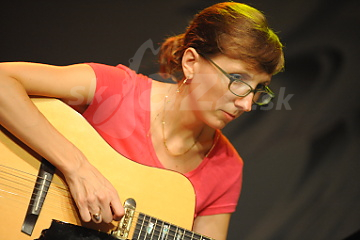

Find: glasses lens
229;80;252;96
253;91;273;105
230;80;275;105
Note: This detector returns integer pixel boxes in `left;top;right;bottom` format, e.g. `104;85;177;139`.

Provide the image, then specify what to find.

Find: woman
0;2;284;239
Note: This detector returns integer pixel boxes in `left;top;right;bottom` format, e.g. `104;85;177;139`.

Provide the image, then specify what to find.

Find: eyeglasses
200;54;275;106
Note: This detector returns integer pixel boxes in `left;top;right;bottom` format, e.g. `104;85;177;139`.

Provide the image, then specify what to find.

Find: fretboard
132;212;214;240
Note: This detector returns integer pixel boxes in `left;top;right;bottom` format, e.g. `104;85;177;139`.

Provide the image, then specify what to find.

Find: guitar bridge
22;159;55;236
111;198;136;240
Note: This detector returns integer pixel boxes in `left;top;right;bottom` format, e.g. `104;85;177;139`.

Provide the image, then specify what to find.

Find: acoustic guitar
0;98;213;240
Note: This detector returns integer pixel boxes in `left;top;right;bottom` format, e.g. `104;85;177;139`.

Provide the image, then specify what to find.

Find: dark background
2;1;360;239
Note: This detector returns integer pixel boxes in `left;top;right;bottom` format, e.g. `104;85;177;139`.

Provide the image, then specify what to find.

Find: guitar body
0;98;196;239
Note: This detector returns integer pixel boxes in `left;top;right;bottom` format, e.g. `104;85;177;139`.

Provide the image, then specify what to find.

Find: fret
134;213;145;240
145;215;155;238
183;229;193;240
151;215;169;240
169;224;178;240
189;231;194;240
149;216;157;239
170;224;186;240
192;233;203;240
175;228;184;240
152;217;161;239
143;215;155;239
160;222;170;240
132;212;214;240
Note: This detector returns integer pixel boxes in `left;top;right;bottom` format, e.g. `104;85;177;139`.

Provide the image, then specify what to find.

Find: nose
234;93;253;112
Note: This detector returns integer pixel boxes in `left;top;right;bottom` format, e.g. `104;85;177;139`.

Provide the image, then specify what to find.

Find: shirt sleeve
82;63;140;153
188;133;243;217
198;166;242;216
82;62;154;162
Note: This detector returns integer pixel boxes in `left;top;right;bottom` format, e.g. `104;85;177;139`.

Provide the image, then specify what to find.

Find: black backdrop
2;1;360;239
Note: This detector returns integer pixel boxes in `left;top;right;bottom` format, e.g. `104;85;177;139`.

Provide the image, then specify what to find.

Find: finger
88;202;102;223
110;197;125;221
100;205;113;223
97;188;124;222
88;204;102;223
97;195;120;223
77;201;92;222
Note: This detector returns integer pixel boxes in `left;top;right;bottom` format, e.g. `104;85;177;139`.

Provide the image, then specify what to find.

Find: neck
150;81;217;172
160;83;215;157
163;84;205;138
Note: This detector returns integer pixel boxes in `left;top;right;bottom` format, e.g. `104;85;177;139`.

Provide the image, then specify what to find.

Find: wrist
49;143;88;177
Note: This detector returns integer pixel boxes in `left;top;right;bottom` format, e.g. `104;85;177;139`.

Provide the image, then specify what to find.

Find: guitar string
0;166;76;213
0;178;75;214
0;188;72;219
0;173;69;200
0;165;73;197
1;194;76;218
0;164;69;190
0;185;205;240
0;185;209;240
130;219;202;240
0;183;77;214
0;166;211;239
0;186;76;213
129;213;211;240
0;178;72;205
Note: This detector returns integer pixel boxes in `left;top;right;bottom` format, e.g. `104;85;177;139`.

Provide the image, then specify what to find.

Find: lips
222;110;236;121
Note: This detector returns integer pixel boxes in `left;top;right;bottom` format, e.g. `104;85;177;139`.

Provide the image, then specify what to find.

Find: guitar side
0;98;196;240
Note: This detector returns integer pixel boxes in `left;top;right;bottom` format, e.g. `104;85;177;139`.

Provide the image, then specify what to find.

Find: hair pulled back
159;2;284;81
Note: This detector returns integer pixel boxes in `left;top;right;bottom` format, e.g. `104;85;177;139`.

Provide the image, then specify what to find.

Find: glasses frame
199;53;275;106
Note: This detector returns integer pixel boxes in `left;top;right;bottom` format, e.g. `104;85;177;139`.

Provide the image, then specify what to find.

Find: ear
182;47;200;80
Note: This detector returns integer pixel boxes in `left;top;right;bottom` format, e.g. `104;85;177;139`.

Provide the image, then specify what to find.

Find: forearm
193;214;231;240
0;63;123;223
0;74;84;174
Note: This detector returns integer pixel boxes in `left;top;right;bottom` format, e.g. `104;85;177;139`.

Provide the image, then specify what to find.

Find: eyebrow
230;71;271;86
201;53;271;85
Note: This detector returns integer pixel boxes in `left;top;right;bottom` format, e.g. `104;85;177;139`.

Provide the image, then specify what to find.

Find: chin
208;119;227;130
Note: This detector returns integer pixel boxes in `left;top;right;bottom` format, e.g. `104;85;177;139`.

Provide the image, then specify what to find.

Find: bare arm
193;213;231;240
0;62;124;223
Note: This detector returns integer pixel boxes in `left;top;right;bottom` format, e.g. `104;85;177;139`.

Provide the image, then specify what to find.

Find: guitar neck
131;212;214;240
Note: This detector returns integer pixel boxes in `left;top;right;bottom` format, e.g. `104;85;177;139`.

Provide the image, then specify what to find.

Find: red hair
159;2;284;81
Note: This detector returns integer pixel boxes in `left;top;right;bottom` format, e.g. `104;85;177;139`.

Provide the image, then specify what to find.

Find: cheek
214;91;235;107
190;74;229;108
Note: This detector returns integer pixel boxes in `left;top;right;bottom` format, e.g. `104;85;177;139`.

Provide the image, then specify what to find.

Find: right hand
63;156;124;223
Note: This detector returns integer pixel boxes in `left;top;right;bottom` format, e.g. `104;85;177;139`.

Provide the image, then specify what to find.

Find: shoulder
86;63;153;94
86;63;139;80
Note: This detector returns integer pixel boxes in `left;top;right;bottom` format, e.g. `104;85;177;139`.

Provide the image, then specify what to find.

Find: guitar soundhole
36;220;117;240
